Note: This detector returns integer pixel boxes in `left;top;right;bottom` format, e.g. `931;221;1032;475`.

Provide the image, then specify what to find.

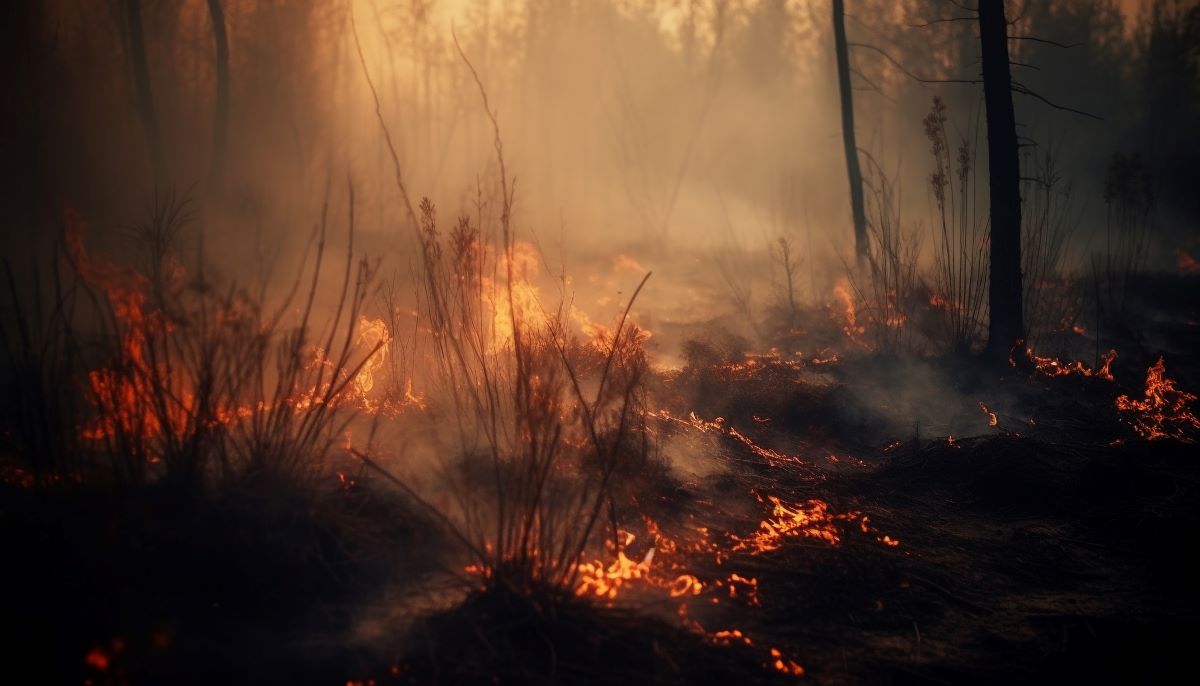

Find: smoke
2;0;1196;356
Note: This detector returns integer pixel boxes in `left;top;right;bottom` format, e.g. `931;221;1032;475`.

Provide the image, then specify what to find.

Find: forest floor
3;274;1199;685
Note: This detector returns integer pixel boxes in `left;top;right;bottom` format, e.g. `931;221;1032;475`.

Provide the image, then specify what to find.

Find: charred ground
3;270;1198;685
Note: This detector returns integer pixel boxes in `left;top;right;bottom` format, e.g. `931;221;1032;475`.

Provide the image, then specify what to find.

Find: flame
831;276;865;340
1177;249;1200;273
68;213;194;455
69;210;426;467
929;292;954;310
1115;357;1199;441
486;242;547;348
1018;345;1117;382
979;401;999;427
575;547;656;600
668;573;704;597
731;495;852;553
352;317;390;398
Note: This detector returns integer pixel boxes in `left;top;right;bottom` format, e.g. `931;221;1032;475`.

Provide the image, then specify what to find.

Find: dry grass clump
405;190;652;597
1022;147;1084;355
2;188;384;493
842;155;922;353
1090;151;1156;345
924;96;988;354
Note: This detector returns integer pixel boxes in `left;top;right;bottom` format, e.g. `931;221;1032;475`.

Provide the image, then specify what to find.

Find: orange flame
979;401;999;427
1115;357;1199;441
832;277;865;340
1018;345;1117;382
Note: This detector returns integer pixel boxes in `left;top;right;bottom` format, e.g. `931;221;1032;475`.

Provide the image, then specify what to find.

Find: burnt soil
4;280;1200;684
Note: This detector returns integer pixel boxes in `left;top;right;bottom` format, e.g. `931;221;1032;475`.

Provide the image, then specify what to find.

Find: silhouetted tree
832;0;867;258
206;0;230;190
979;0;1024;358
125;0;167;185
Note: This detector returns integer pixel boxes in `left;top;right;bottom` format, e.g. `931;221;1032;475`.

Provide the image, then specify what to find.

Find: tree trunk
125;0;167;186
832;0;867;258
979;0;1024;358
206;0;230;190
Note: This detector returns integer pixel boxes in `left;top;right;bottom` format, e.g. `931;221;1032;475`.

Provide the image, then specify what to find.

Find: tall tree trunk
206;0;230;190
125;0;167;186
979;0;1024;358
832;0;867;258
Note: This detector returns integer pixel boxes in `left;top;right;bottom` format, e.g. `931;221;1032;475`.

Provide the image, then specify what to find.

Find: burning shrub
841;154;922;352
64;190;386;490
402;192;653;597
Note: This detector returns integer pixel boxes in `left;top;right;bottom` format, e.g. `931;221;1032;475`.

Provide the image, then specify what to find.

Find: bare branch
848;42;981;85
349;4;418;230
1011;84;1103;120
1008;36;1081;48
909;17;976;28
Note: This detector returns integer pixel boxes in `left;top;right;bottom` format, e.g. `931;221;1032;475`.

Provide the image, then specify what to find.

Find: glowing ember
770;646;806;677
979;401;999;427
724;573;761;606
1115;357;1199;441
711;628;754;646
84;646;110;672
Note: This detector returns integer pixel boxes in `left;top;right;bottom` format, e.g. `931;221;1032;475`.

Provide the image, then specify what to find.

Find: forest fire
5;1;1200;683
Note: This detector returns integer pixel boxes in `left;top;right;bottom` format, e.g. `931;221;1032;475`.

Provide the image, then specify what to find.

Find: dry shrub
410;191;651;596
1;243;89;487
925;96;988;353
1021;146;1084;354
842;154;922;353
1090;151;1155;344
48;188;381;491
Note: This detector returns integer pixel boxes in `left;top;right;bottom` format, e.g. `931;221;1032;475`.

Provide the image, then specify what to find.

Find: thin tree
125;0;167;185
978;0;1023;358
846;1;1101;359
206;0;230;190
832;0;868;258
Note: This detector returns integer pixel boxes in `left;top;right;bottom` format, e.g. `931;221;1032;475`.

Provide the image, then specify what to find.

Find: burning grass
3;161;1199;686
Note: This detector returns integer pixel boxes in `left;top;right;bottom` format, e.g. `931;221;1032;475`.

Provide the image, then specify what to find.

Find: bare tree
832;0;867;259
206;0;230;190
124;0;166;185
979;0;1024;359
